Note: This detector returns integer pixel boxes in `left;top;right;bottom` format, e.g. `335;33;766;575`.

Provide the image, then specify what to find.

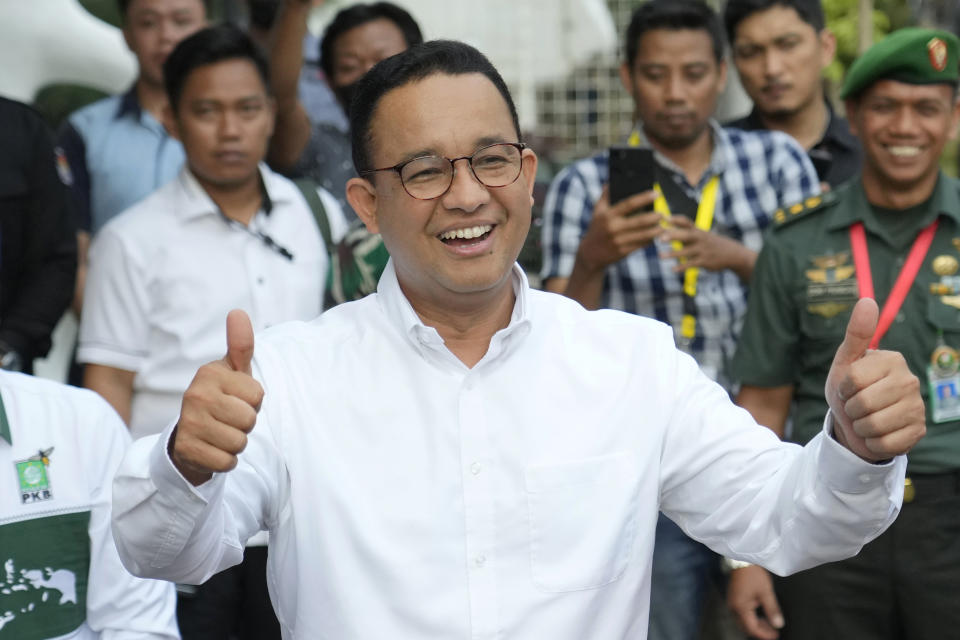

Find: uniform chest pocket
525;451;639;592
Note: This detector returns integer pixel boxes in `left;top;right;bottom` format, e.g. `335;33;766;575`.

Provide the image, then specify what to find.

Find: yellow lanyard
627;129;719;339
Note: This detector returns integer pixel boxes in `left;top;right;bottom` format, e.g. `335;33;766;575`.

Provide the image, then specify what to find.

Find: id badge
928;366;960;423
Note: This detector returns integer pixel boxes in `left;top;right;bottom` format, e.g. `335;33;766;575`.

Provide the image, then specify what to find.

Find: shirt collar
0;389;11;445
631;120;729;184
740;101;858;152
375;259;532;363
826;172;960;233
820;102;859;152
115;85;142;120
174;163;287;222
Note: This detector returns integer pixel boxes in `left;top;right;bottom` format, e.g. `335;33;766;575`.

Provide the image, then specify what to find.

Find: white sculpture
0;0;136;102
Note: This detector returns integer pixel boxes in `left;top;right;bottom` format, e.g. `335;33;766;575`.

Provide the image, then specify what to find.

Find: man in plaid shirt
541;2;818;639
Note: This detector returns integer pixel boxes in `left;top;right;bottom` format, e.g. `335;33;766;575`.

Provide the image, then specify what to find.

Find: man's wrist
721;557;754;572
828;411;893;465
168;425;214;486
572;247;610;277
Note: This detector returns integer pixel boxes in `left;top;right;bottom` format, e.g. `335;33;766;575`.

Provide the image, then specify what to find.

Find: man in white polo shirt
0;370;178;639
79;24;344;640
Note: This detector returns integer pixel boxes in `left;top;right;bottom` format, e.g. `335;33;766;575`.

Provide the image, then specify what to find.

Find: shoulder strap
293;178;335;258
771;191;836;230
293;178;341;309
654;164;700;221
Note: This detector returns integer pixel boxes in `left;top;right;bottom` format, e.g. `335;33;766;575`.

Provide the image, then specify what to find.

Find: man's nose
889;106;920;136
664;76;686;103
763;50;784;77
219;111;242;137
440;158;489;213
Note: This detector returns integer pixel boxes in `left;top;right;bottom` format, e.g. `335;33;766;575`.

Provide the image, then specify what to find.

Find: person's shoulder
257;297;378;353
0;96;45;126
96;179;181;243
722;114;752;130
66;94;123;131
551;151;607;187
943;173;960;192
0;371;115;420
724;125;803;153
530;289;674;345
768;187;843;236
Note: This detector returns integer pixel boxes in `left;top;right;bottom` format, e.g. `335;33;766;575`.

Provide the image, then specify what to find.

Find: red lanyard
849;219;939;349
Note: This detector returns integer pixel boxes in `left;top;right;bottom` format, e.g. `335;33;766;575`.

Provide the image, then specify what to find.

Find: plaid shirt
541;122;819;389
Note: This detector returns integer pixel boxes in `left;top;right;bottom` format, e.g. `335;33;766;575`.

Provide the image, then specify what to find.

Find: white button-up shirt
113;262;905;640
79;164;346;440
0;371;178;640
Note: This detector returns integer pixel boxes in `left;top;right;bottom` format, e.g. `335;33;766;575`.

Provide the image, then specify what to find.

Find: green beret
840;27;960;99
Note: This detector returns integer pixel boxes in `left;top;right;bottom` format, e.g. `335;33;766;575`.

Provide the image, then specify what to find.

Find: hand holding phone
608;146;656;206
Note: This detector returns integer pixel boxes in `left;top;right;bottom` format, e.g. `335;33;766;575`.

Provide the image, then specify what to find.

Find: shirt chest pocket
524;451;639;592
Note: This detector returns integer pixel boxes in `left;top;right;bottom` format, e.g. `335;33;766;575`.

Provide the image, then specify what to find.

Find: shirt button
257;277;265;285
475;555;486;568
470;462;482;475
464;381;474;391
858;473;872;484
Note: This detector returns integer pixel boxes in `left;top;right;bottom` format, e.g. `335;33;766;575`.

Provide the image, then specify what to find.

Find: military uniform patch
53;147;73;187
928;37;948;72
15;448;53;504
805;252;858;317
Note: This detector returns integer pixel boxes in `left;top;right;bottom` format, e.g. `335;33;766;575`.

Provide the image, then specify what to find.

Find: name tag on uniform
929;343;960;423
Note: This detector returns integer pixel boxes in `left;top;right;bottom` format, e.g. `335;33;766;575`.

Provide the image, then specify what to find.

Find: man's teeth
439;224;492;240
888;146;921;157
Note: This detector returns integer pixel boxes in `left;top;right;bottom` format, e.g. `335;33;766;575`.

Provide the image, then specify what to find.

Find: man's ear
949;92;960;141
618;61;633;94
162;103;180;141
265;96;277;139
844;98;860;138
716;58;728;93
520;148;539;207
346;176;380;233
819;28;838;69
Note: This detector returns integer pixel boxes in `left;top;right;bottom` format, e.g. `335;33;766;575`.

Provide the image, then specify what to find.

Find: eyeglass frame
358;142;528;200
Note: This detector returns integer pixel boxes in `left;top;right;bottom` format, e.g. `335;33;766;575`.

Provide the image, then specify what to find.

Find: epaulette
771;190;837;229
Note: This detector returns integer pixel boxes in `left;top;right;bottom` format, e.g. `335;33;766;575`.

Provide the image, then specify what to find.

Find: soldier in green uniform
726;27;960;640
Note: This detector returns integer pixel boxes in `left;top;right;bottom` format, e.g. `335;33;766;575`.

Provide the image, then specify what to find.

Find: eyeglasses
360;142;527;200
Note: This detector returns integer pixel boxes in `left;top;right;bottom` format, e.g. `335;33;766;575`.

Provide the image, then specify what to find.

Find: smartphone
608;146;656;205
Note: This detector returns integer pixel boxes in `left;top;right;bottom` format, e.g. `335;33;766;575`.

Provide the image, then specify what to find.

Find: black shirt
727;102;862;189
0;97;77;368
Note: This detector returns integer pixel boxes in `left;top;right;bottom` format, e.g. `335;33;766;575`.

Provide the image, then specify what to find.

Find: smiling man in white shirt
112;40;925;639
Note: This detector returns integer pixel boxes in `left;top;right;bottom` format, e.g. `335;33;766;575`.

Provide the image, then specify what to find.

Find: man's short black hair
723;0;825;43
625;0;726;68
320;2;424;80
118;0;209;21
349;40;521;174
163;24;270;113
